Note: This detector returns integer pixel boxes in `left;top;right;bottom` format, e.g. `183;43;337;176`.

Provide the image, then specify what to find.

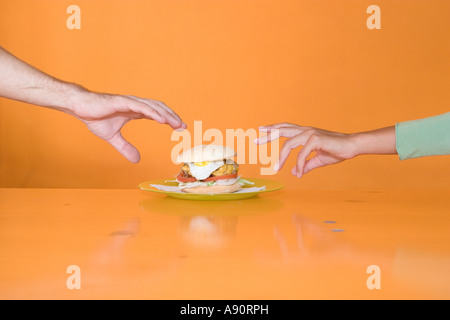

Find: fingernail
273;162;279;172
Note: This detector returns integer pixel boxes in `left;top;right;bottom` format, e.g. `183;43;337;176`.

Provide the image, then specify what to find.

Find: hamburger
176;145;242;194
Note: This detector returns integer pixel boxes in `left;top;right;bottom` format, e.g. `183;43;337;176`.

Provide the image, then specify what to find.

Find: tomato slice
204;173;238;181
176;174;197;183
176;173;237;183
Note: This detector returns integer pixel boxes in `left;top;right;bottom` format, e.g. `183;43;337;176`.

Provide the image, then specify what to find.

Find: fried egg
188;160;224;180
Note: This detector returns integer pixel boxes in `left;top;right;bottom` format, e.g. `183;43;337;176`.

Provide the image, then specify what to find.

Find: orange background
0;0;449;191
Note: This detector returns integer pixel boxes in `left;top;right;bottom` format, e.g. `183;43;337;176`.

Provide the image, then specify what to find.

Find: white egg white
187;160;224;180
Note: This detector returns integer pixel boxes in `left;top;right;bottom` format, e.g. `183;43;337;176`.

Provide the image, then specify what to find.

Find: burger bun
182;182;242;194
177;145;236;163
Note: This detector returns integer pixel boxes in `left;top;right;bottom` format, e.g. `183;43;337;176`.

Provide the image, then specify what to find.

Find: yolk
194;161;210;167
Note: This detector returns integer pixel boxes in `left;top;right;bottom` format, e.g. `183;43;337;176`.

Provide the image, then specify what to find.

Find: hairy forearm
0;46;84;113
351;126;397;156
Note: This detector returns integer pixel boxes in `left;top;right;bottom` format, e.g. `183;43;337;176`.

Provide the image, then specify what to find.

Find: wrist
349;132;369;157
350;126;397;156
63;82;89;115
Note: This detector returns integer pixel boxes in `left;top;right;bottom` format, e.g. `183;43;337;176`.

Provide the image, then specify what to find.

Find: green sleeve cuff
395;112;450;160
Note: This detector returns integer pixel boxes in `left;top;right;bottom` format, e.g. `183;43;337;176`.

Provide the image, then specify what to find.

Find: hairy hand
70;91;186;163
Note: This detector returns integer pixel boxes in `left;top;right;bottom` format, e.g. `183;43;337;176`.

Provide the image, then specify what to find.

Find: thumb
106;132;141;163
302;156;324;175
291;156;324;177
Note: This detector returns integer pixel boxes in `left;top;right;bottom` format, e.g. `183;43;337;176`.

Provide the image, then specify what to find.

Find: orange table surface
0;187;449;300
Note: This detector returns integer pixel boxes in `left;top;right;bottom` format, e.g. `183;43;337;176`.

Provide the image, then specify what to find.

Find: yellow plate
138;177;284;201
